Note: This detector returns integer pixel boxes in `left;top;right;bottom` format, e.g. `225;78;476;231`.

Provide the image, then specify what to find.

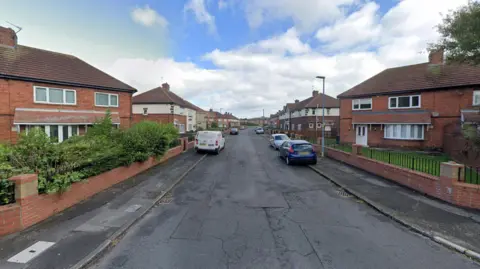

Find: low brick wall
325;146;480;210
187;141;195;150
0;145;184;236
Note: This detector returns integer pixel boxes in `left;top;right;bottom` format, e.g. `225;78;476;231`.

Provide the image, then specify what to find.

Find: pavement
309;157;480;259
0;150;206;269
89;129;479;269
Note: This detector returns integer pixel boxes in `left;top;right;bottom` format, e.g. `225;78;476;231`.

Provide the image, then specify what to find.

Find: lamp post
315;76;326;158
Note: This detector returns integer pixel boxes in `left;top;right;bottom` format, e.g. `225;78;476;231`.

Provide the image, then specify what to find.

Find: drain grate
158;191;173;204
336;189;353;198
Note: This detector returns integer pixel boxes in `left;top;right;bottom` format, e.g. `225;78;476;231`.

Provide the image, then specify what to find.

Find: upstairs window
95;93;118;107
474;90;480;106
389;95;420;109
352;98;372;110
34;86;76;105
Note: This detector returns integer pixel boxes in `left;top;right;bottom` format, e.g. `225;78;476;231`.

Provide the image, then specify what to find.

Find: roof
13;108;120;124
132;83;201;111
292;93;339;110
0;45;136;92
352;110;432;124
338;63;480;98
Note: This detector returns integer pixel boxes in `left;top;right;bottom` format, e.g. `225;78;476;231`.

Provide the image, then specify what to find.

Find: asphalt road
92;129;480;269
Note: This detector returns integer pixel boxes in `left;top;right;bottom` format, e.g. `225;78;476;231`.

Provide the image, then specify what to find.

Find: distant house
132;83;201;133
278;90;340;134
205;110;240;128
337;50;480;149
0;26;136;143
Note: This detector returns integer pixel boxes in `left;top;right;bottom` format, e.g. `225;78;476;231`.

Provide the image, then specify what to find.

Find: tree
429;1;480;65
210;122;218;129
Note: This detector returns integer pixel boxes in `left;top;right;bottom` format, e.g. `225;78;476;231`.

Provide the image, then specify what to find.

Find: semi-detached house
132;83;201;133
278;90;340;133
338;50;480;149
0;26;136;143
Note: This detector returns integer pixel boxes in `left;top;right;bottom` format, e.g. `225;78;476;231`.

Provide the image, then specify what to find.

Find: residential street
92;129;479;269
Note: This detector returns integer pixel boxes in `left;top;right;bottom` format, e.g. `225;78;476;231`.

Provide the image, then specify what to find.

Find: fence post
352;144;362;156
9;174;39;204
438;161;464;202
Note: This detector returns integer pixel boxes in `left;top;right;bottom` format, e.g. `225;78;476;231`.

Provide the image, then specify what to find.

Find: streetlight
315;76;326;158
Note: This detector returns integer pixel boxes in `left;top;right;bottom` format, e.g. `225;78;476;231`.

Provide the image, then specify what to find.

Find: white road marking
8;241;55;264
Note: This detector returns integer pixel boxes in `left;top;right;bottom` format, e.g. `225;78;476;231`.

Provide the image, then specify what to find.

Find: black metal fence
361;148;446;177
464;166;480;185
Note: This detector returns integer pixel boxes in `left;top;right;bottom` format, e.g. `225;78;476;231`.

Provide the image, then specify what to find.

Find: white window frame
33;86;77;105
384;124;425;140
26;125;80;143
309;123;314;129
388;95;421;109
352;98;372;110
473;90;480;106
297;124;301;131
95;92;119;107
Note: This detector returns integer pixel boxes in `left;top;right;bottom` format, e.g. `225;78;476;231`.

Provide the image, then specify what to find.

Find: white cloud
184;0;217;35
108;0;469;118
131;5;168;28
316;2;381;50
218;0;228;10
240;0;358;31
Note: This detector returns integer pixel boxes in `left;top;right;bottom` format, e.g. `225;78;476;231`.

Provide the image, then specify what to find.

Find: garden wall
325;145;480;210
0;145;185;236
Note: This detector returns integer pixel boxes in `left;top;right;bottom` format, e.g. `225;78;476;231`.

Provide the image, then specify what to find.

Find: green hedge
0;113;180;197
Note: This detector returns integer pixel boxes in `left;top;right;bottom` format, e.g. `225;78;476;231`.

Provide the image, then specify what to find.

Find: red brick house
0;26;136;143
132;83;202;133
338;50;480;149
278;91;340;135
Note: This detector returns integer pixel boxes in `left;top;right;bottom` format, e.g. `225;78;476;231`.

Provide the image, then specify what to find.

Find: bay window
352;98;372;110
34;86;76;105
95;92;119;107
25;125;80;143
384;124;424;140
389;95;420;109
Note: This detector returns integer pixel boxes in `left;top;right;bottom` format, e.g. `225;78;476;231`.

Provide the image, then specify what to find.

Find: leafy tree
429;1;480;65
86;110;115;138
210;122;218;128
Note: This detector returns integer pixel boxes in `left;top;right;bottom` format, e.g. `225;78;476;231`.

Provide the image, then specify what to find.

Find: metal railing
464;166;480;185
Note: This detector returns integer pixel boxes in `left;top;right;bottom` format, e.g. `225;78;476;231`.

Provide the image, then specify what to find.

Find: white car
269;134;290;150
255;127;264;134
195;131;225;154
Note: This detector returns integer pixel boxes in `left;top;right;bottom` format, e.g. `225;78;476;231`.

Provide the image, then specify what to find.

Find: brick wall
325;145;480;209
0;145;185;236
0;79;133;142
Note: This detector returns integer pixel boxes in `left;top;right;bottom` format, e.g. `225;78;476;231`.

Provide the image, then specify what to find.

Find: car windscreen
197;133;218;139
292;144;313;151
231;128;238;131
275;135;288;140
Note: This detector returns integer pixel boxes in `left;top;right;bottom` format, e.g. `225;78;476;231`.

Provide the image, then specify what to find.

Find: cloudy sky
0;0;469;117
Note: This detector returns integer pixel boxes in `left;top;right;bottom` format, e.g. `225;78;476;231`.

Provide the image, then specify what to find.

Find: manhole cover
336;189;353;198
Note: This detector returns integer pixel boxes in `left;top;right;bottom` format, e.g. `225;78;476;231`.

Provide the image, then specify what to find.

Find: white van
195;131;225;154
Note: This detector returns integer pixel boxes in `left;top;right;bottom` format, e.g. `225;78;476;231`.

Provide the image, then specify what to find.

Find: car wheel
311;158;317;165
215;147;220;155
285;156;291;165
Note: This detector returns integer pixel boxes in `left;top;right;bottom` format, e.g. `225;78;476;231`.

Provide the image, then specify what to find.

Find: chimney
428;49;444;65
0;27;17;47
312;90;319;96
295;99;299;103
162;82;170;91
209;108;213;112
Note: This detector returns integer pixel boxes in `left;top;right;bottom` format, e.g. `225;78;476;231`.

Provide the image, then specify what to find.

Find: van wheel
215;148;220;155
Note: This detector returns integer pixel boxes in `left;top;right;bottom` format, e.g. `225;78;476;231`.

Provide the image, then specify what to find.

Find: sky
0;0;470;118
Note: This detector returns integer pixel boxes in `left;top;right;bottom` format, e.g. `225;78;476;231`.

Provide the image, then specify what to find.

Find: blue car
278;140;317;165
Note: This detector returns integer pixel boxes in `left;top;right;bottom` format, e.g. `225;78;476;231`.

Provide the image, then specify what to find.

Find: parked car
195;131;225;154
278;140;317;165
255;127;264;134
269;134;290;150
240;126;245;130
230;128;239;135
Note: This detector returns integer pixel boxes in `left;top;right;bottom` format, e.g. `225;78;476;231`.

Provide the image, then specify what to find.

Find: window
352;98;372;110
143;108;148;115
26;125;80;143
384;124;424;140
297;124;301;131
312;109;315;115
317;122;322;129
309;123;314;129
474;91;480;106
95;93;119;107
34;86;76;105
305;109;308;116
389;95;420;109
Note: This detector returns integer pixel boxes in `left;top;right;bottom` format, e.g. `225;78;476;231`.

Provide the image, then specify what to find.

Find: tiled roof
14;109;120;124
132;83;201;111
0;45;136;92
290;93;339;111
338;63;480;98
352;110;432;124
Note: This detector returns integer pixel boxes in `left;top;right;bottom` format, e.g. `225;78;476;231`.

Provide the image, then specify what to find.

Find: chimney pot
0;26;17;47
428;49;444;65
162;82;170;91
295;99;299;103
312;90;319;96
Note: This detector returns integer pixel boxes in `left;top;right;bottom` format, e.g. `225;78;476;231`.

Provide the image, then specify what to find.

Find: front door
355;125;368;146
